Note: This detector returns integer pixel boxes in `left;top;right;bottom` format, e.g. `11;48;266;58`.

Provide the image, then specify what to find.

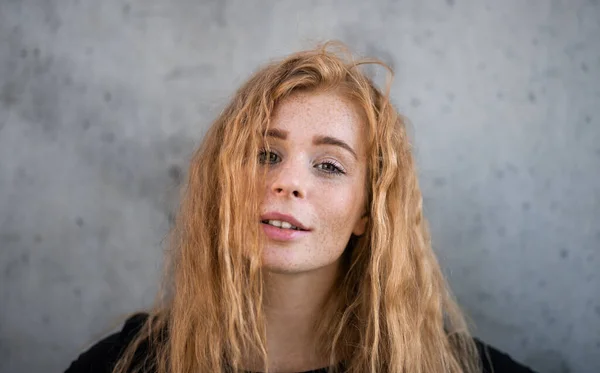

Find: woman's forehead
269;91;367;150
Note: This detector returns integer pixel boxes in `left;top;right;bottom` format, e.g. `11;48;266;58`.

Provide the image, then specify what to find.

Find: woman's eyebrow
265;129;357;160
313;135;357;160
265;128;287;140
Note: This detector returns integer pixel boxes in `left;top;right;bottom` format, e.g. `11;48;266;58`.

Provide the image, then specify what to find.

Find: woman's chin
261;249;306;274
261;247;341;275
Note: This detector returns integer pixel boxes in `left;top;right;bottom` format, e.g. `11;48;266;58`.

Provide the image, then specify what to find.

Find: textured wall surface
1;1;599;372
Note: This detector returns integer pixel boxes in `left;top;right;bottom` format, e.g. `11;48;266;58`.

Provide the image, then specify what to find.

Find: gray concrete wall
0;1;598;372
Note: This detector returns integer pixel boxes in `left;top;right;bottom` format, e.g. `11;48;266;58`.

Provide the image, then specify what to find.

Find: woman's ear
352;213;369;236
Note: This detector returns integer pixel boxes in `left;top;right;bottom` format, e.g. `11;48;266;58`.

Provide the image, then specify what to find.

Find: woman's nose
269;160;307;199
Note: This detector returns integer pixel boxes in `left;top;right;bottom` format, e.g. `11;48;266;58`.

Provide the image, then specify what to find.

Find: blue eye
258;149;280;164
316;161;345;175
258;149;346;175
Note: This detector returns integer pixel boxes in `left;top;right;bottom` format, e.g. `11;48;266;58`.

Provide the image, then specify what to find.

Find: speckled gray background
0;1;598;372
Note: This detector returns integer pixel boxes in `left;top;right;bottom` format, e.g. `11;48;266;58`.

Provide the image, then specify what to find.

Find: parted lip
260;212;311;231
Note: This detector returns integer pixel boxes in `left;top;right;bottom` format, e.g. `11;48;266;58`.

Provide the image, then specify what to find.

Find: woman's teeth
262;219;301;230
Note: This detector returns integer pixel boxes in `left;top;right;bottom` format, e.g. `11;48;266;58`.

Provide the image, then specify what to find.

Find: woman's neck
247;260;340;373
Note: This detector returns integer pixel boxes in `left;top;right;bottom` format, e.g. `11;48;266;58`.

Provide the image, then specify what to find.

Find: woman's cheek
328;194;356;231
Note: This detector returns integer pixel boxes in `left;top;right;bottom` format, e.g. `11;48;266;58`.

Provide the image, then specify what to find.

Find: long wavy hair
113;41;482;373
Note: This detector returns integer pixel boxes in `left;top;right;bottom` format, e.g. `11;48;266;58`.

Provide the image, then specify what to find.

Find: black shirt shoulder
66;313;537;373
65;313;149;373
474;337;538;373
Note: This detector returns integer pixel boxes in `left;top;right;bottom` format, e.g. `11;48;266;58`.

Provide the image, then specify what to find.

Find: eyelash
258;149;346;175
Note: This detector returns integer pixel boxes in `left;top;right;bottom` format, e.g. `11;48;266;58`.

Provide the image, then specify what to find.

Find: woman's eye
258;150;280;164
316;161;345;175
259;150;345;175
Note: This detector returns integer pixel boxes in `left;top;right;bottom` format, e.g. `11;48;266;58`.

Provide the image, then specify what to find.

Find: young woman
65;43;537;373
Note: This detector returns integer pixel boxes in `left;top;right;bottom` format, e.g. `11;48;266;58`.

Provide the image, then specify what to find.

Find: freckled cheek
315;190;358;235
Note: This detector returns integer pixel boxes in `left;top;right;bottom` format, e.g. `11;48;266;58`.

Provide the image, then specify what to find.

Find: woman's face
259;90;369;274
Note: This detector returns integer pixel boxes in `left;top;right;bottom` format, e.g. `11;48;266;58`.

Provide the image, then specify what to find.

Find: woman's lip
261;222;310;241
260;212;310;231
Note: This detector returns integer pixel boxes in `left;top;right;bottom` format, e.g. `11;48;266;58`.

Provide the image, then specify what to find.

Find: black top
65;313;537;373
